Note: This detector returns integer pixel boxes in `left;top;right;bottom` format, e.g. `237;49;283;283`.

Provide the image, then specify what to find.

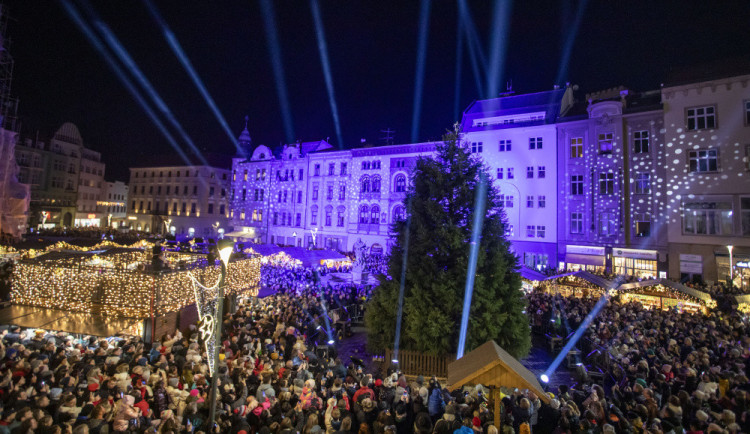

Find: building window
742;198;750;236
599;172;614;195
504;224;513;237
571;212;583;234
372;176;381;192
298;191;302;203
277;191;282;203
471;142;483;153
312;186;319;200
498;140;512;152
526;196;534;208
571;175;584;195
340;163;347;175
181;202;186;213
538;195;546;208
339;185;346;200
190;203;197;214
598;212;616;236
326;185;333;200
394;174;406;192
570;137;583;158
538;166;546;178
393;205;405;222
688;149;719;173
243;170;248;181
361;176;370;193
220;204;225;215
634;130;649;153
296;213;302;227
283;190;288;202
259;189;264;201
507;168;514;179
362;161;370;170
526;225;535;237
598;133;613;154
635;213;651;237
273;212;278;225
359;205;369;223
505;195;514;208
373;161;381;169
314;164;321;176
536;225;546;238
328;163;335;176
635;172;651;194
325;207;332;226
207;204;214;214
311;206;318;226
683;201;733;235
496;168;503;179
529;137;543;150
370;205;380;224
687;105;716;130
172;202;177;213
337;208;345;227
526;167;534;179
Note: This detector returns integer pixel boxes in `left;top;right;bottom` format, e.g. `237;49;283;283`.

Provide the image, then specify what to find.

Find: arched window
394;174;406;192
361;176;370;193
311;205;319;226
393;205;405;222
336;206;346;227
371;176;381;192
359;205;369;223
370;205;380;224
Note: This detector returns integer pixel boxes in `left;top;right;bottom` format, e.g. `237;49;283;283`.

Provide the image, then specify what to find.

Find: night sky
6;0;750;182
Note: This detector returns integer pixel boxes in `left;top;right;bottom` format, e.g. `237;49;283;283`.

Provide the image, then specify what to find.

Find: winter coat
256;382;276;401
428;388;445;417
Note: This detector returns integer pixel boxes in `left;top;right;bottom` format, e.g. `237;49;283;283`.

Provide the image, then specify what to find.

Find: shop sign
737;261;750;268
680;261;703;274
680;254;703;262
613;248;657;260
566;245;605;256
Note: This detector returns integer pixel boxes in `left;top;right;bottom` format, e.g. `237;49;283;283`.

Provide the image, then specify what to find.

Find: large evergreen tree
365;127;530;358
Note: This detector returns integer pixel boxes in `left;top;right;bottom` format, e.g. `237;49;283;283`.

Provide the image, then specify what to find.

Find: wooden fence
384;349;455;378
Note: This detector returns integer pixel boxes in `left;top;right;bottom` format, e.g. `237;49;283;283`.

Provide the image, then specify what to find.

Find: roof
464;89;566;116
129;152;233;169
448;340;550;403
0;304;141;337
520;266;547;281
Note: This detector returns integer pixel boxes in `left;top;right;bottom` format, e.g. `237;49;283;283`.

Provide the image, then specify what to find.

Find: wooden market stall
617;279;712;313
448;340;550;428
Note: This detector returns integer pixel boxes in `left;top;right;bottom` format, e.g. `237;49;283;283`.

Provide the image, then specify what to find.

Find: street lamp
208;238;235;430
728;245;734;285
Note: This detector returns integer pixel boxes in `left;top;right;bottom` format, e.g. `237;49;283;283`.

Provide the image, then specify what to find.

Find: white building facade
100;181;128;228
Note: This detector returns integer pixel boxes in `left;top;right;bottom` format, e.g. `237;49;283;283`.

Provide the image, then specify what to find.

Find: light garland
12;256;261;318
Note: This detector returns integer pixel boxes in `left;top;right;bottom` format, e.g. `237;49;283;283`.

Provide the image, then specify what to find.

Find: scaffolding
0;4;19;132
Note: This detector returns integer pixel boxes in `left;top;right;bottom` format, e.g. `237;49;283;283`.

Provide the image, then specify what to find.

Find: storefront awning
566;253;605;267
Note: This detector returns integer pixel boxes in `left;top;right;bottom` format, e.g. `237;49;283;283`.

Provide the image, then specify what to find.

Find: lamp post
728;245;734;285
208;238;235;431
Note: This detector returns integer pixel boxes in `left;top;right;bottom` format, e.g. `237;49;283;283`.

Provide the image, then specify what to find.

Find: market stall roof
448;340;550;404
520;266;547;281
657;279;712;302
244;244;284;256
224;230;256;239
574;271;615;288
618;279;661;291
0;305;141;337
282;247;349;267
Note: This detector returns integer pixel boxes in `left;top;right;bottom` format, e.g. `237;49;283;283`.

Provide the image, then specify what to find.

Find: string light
190;271;220;375
12;252;261;318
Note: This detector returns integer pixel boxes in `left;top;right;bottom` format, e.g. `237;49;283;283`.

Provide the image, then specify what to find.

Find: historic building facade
126;161;232;238
556;87;667;278
662;73;750;285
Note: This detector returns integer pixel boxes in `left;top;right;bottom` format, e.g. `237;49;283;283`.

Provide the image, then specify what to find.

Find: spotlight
540;374;549;383
327;339;335;345
316;325;322;330
391;359;399;364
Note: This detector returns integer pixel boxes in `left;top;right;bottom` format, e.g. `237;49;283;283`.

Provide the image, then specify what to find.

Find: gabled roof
448;341;550;403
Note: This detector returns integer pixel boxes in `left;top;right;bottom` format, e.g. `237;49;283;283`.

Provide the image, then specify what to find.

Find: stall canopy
284;247;349;267
658;279;712;302
448;340;550;402
520;266;547;281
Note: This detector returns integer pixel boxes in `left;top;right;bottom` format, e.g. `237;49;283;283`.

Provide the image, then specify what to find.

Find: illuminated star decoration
189;272;221;376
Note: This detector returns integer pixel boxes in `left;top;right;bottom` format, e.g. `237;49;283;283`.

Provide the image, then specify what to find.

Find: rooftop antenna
498;80;514;97
380;128;395;145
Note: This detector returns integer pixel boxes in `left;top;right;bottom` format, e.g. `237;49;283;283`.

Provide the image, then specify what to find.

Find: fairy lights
190;270;220;375
11;253;261;318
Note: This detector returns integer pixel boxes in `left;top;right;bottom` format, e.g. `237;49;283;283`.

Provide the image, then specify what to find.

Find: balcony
356;223;381;234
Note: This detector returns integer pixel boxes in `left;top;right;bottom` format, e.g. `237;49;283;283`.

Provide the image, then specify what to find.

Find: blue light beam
486;0;513;98
259;0;295;144
554;0;588;86
410;0;432;143
453;15;464;121
541;277;625;381
142;0;246;157
58;0;193;167
457;0;486;96
392;202;413;363
310;0;344;149
457;173;488;359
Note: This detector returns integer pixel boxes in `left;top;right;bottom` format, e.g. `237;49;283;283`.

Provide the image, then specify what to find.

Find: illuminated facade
557;88;667;278
127;161;231;238
100;180;129;228
662;73;750;284
461;88;570;270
